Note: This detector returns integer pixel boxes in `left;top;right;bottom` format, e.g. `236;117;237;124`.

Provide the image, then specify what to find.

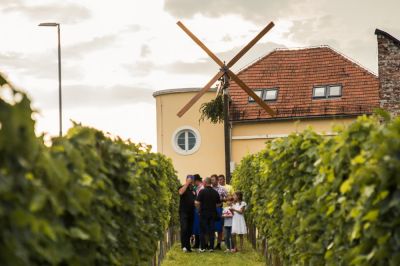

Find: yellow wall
155;89;358;182
231;117;355;168
155;90;225;183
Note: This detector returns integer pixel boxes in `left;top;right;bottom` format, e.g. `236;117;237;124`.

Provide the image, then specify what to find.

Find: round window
172;127;201;155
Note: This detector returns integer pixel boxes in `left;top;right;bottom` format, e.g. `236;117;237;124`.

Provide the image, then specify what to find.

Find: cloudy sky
1;0;399;149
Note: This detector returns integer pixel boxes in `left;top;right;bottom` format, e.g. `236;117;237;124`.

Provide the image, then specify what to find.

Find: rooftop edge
375;28;400;47
153;87;217;97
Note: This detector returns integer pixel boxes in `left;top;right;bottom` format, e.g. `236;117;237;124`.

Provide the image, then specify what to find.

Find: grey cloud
124;58;211;77
0;0;22;8
63;35;118;59
164;0;295;23
221;34;233;43
0;34;118;81
285;16;341;49
140;45;151;58
124;24;142;33
125;60;156;76
164;0;400;73
219;41;285;71
0;51;83;80
124;41;284;78
287;19;377;73
35;83;154;110
3;2;90;24
165;59;212;75
124;58;214;80
61;84;154;109
284;0;400;73
165;41;285;75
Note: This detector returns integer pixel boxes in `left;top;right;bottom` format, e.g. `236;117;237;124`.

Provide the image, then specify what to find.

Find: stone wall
376;29;400;116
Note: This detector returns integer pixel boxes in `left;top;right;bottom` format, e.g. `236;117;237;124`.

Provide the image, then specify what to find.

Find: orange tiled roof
229;46;380;122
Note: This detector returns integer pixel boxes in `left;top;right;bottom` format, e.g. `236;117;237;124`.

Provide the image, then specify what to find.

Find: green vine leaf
232;115;400;265
199;94;224;124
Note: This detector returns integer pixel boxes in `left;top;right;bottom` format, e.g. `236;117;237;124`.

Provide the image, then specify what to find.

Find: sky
0;0;399;149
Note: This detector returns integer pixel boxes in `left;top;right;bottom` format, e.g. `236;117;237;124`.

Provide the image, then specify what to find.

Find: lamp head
38;22;59;27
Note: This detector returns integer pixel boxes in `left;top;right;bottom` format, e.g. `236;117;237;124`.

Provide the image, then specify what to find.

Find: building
228;46;379;165
153;88;225;180
375;29;400;117
154;43;390;182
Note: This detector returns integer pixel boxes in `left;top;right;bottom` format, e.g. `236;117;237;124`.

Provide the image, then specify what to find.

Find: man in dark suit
178;175;195;252
195;177;222;252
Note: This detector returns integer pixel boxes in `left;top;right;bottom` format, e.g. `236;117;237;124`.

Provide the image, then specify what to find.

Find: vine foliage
0;73;180;266
233;115;400;265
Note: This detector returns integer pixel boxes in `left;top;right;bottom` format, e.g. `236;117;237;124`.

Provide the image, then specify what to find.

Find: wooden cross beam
176;21;276;117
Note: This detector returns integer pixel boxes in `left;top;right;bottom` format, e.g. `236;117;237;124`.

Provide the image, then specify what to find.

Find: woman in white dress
230;191;247;252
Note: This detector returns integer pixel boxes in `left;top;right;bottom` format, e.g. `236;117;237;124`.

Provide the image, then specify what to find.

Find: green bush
0;74;180;265
232;115;400;265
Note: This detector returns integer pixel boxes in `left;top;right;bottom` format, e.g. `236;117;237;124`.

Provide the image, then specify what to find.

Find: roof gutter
231;113;369;124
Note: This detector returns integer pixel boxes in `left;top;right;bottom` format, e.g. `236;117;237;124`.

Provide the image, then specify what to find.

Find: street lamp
39;22;62;137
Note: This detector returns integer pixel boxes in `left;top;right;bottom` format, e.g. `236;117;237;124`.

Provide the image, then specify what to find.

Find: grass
161;240;265;266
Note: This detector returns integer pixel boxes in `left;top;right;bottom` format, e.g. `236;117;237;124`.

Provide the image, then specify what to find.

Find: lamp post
39;22;62;137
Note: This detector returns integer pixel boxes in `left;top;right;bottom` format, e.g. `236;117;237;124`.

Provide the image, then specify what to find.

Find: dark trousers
224;226;233;249
200;214;216;250
193;235;200;249
180;212;194;250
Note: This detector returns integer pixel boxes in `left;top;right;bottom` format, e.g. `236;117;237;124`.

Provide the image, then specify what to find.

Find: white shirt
222;207;233;227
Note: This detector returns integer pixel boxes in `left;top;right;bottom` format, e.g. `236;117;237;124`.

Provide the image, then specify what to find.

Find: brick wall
376;29;400;116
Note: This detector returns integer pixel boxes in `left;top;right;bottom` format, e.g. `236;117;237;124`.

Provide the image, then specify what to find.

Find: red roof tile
229;46;379;121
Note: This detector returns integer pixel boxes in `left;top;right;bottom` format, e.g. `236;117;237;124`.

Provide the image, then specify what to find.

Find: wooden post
253;225;257;249
223;78;231;183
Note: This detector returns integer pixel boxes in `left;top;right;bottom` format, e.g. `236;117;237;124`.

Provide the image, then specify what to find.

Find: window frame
312;84;343;99
327;85;342;98
248;89;264;103
171;126;201;155
263;88;278;101
312;86;327;99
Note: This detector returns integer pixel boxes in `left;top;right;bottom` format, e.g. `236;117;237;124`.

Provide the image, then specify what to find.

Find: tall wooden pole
222;71;231;183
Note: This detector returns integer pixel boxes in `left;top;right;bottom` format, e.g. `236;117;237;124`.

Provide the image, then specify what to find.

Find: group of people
178;174;247;253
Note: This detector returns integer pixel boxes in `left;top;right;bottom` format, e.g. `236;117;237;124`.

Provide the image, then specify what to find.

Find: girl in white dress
230;191;247;252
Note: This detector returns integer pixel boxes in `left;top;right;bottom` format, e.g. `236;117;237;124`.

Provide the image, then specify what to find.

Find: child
230;191;247;252
222;196;234;252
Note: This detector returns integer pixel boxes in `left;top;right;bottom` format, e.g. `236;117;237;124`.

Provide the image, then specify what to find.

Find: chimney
375;29;400;117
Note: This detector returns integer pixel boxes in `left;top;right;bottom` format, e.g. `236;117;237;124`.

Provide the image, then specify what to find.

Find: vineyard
2;67;400;266
233;114;400;265
0;74;180;266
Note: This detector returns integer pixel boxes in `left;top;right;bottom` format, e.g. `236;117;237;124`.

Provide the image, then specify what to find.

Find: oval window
172;127;201;155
